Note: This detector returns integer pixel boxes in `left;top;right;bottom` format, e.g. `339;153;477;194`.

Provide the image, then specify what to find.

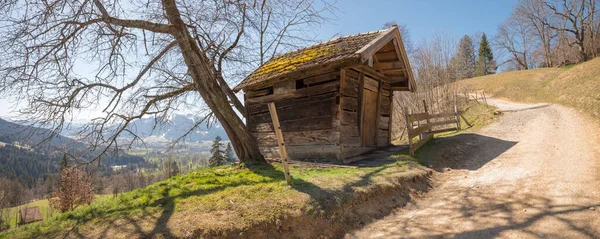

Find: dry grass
459;57;600;118
2;159;427;239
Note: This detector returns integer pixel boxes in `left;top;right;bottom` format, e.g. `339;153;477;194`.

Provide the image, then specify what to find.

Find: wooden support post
268;102;292;186
388;92;394;145
423;100;431;135
375;79;383;143
404;107;414;155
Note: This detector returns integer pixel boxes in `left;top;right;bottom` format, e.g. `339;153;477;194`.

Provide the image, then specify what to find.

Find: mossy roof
234;29;388;91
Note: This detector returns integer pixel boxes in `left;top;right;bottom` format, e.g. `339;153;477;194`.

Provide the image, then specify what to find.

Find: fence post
454;103;461;131
422;100;431;136
482;91;488;108
404;107;413;155
268;102;292;186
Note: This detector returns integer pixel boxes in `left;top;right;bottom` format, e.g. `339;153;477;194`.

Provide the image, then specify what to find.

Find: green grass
2;158;425;238
459;57;600;119
1;195;112;229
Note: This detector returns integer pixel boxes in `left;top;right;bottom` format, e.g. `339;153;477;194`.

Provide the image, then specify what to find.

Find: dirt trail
346;99;600;238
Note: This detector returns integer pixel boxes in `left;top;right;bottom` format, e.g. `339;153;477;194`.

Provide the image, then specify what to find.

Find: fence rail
405;101;460;155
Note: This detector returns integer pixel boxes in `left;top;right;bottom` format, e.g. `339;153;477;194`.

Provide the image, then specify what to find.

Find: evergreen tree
451;35;476;79
209;136;226;167
163;156;180;178
476;33;497;76
225;143;236;163
60;154;68;171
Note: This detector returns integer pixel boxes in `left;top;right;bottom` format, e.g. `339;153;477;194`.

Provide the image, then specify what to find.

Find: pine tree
209;136;226;167
60;154;68;171
476;33;497;76
451;35;476;79
225;143;236;163
163;156;180;178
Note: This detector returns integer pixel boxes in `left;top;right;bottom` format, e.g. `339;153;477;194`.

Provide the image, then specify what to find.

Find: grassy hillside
459;57;600;118
2;195;112;229
2;159;428;238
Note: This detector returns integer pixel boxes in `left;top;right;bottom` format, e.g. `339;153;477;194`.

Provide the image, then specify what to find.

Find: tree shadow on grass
52;151;430;238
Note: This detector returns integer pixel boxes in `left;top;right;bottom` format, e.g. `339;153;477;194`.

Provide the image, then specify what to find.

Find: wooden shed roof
20;207;43;224
234;26;415;92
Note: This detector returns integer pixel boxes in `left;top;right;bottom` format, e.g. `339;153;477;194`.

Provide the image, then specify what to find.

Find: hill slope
459;57;600;118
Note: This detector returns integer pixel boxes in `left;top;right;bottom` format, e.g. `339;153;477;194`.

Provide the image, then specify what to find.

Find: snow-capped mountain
126;114;229;142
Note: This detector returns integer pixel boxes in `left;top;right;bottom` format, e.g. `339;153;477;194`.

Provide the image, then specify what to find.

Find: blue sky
0;1;519;118
316;0;518;44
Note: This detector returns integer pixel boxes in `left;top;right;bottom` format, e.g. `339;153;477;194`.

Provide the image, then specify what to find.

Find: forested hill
0;118;146;188
0;117;82;150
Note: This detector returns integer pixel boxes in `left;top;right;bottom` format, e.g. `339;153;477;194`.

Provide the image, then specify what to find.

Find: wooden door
361;88;378;146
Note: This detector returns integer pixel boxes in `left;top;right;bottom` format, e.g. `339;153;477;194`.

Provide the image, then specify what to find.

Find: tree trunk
162;0;265;164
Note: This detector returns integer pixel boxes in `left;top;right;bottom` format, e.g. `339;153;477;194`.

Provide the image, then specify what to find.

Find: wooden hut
234;25;416;162
19;207;43;225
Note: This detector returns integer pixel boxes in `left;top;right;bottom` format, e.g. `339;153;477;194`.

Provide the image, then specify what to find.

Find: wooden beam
381;68;408;74
355;28;397;62
393;30;416;92
351;64;390;82
391;86;410;91
373;61;403;70
268;102;292;186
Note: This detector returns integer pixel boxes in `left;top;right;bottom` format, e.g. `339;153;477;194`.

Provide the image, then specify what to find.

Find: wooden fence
405;101;461;155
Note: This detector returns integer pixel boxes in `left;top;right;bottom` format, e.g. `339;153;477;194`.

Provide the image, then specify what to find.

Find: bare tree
515;0;558;67
494;11;538;70
49;167;94;212
392;31;459;140
543;0;599;61
0;0;334;166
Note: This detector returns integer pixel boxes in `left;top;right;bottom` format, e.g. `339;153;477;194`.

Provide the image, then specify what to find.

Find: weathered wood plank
379;117;389;129
267;103;292;185
341;82;359;97
250;97;336;124
408;124;431;137
364;77;379;92
251;115;335;132
253;130;340;146
247;81;339;104
258;145;341;160
341;111;358;126
273;80;296;95
345;68;360;79
430;112;456;119
411;132;433;154
431;127;458;134
408;113;428;122
339;146;376;160
341;97;358;112
247;88;272;98
303;71;340;86
341;135;361;146
377;136;389;147
341;125;360;137
373;61;403;71
248;92;336;115
429;120;457;127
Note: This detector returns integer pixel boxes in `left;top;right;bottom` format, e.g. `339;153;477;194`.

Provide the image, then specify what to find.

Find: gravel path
346;99;600;238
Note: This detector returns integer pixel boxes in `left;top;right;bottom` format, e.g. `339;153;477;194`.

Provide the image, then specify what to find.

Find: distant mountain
0;118;83;150
0;117;145;170
126;114;229;142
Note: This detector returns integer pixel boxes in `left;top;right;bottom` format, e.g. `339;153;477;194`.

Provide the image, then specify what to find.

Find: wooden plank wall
245;69;341;160
338;68;392;160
